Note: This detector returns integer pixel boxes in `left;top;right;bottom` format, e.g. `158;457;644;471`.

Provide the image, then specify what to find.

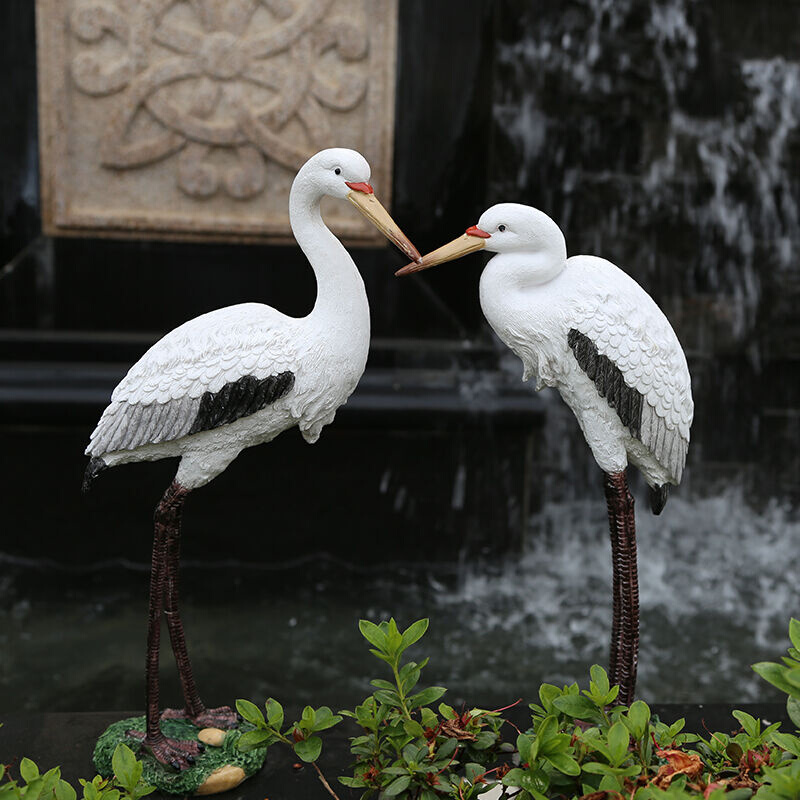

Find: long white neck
289;174;369;328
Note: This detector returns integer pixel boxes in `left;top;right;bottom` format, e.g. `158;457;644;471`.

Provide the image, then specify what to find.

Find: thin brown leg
606;484;622;687
603;471;639;706
162;488;204;718
129;481;203;770
161;491;238;730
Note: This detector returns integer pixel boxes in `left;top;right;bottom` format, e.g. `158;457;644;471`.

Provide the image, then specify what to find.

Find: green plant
235;697;342;797
338;618;510;799
333;618;800;800
0;745;154;800
753;618;800;731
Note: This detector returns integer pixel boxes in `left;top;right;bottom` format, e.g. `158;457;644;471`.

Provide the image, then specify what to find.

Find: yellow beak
347;185;421;263
395;227;490;276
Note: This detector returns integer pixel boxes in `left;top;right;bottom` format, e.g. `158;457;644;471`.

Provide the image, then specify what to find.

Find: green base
93;717;267;795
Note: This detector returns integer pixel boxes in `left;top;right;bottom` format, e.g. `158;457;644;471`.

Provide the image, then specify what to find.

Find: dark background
1;0;799;717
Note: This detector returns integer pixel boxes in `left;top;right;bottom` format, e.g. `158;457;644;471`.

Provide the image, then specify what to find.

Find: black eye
498;224;506;232
334;167;341;175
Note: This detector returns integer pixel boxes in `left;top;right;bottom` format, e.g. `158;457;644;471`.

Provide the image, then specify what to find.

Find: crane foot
126;729;203;770
162;705;241;730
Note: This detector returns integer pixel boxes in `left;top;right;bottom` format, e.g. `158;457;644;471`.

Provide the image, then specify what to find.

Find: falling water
1;486;797;712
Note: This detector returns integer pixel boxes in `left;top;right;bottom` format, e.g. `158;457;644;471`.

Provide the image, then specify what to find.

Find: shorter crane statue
84;149;420;769
397;203;693;704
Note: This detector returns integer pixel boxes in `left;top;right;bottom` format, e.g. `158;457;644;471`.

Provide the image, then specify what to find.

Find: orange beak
395;226;490;276
346;182;421;262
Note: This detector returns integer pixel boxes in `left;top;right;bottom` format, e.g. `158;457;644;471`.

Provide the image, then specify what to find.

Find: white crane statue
83;148;420;768
397;203;693;704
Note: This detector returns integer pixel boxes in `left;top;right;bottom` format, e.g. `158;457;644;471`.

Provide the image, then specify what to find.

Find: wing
567;261;694;484
87;304;298;456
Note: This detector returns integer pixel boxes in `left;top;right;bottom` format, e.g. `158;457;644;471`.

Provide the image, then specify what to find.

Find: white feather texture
86;148;374;490
476;204;693;488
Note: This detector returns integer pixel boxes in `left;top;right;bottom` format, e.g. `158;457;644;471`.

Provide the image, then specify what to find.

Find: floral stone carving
36;0;398;242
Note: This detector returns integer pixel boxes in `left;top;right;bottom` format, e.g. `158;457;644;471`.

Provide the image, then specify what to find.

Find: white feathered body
87;298;369;489
86;151;373;491
480;254;693;486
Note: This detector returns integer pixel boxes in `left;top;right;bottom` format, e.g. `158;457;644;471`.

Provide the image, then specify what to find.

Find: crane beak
394;226;490;276
346;183;421;263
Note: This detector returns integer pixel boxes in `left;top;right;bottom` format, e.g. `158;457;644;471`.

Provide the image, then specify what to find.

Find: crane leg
603;470;639;706
160;482;239;730
128;481;203;769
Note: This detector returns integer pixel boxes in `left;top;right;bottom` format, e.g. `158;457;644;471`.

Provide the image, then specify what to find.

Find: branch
312;762;342;800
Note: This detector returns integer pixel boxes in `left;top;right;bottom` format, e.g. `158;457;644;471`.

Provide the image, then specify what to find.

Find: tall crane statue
397;202;693;704
84;148;420;768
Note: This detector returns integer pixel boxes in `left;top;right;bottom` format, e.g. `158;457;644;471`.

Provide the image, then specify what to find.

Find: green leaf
552;695;602;721
517;734;533;763
538;684;561;715
582;761;614;776
294;736;323;763
20;759;39;784
790;619;800;652
359;619;387;651
732;710;759;738
403;720;426;738
787;696;800;729
300;705;316;731
400;619;429;652
22;778;44;800
608;720;632;765
439;703;456;719
421;708;437;728
545;752;581;776
626;700;651;740
536;715;559;743
112;743;139;790
771;732;800;756
438;737;458;759
598;774;622;792
311;706;341;732
237;730;273;751
753;663;799;698
374;690;402;706
473;731;497;750
235;698;266;727
383;775;411;796
409;687;447;709
384;618;403;655
55;780;77;800
502;768;526;787
589;665;610;696
265;698;284;729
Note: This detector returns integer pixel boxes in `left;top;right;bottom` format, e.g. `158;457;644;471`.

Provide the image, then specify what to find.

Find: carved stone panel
36;0;398;243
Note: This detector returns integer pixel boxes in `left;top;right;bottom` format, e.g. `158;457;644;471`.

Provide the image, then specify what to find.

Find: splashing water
0;488;797;712
435;489;800;703
492;0;800;343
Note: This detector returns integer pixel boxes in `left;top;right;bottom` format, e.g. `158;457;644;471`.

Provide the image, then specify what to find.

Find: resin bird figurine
83;148;420;769
397;203;693;704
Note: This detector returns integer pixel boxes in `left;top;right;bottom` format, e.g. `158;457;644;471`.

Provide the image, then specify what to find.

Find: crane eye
498;224;506;232
334;167;341;175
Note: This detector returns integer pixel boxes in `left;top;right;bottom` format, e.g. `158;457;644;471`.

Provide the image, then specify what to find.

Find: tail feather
649;483;670;515
82;457;108;493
